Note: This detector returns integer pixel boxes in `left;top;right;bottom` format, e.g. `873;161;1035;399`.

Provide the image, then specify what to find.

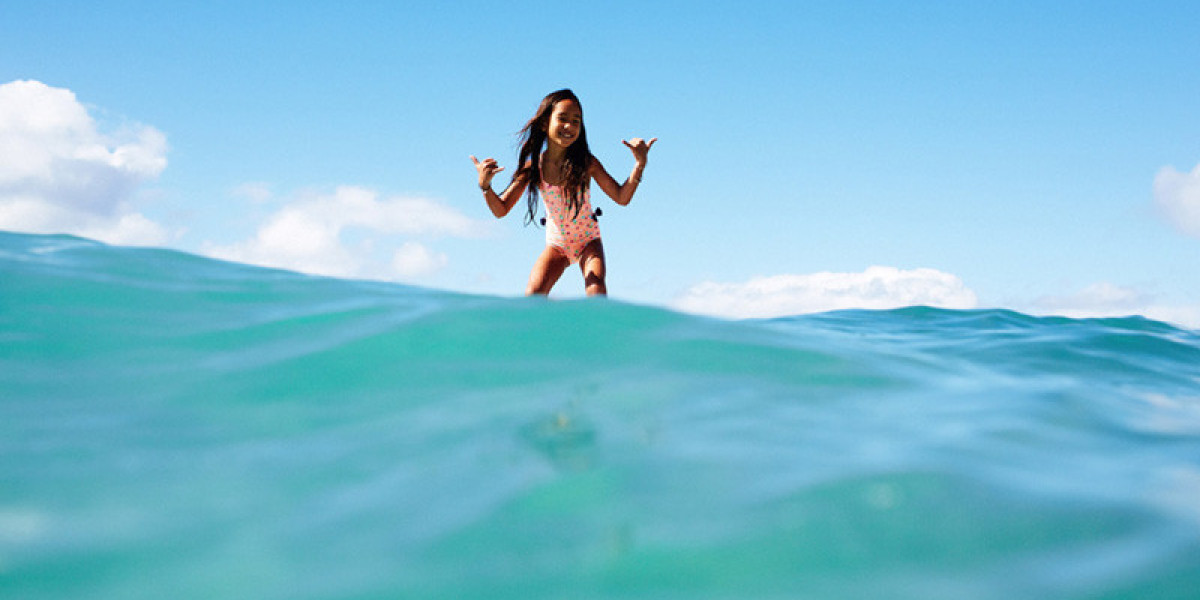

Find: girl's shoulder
587;154;610;177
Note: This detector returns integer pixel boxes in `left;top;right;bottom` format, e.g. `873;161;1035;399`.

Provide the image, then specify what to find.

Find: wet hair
514;89;592;225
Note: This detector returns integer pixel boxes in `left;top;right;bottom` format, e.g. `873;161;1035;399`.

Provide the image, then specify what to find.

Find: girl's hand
470;155;505;189
622;138;657;165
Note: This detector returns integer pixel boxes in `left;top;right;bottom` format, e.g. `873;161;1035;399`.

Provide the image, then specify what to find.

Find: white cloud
0;79;169;246
392;241;448;278
1027;282;1200;329
205;186;488;281
1154;163;1200;239
674;266;979;319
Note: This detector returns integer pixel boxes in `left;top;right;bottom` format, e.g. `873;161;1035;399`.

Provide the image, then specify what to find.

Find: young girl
471;89;655;297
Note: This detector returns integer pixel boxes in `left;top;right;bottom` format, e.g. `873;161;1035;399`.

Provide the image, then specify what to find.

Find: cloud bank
1027;282;1200;329
674;266;979;319
1154;163;1200;238
0;80;169;245
205;186;489;281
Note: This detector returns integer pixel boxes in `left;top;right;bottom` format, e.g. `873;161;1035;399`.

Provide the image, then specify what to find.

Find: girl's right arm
471;156;528;218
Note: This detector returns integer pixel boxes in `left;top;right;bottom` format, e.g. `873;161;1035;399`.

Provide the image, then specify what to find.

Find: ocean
2;230;1199;599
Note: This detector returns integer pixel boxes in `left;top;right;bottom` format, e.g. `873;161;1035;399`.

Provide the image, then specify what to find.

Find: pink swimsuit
541;181;601;264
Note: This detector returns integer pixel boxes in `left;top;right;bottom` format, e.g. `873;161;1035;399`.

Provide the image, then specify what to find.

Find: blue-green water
3;230;1199;599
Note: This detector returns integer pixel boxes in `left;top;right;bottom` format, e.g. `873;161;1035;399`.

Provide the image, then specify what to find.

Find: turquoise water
3;230;1199;599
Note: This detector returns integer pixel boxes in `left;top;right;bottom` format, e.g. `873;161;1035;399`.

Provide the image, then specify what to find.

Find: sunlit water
3;231;1199;599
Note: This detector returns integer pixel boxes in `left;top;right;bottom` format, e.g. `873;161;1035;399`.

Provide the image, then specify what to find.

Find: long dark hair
514;89;592;225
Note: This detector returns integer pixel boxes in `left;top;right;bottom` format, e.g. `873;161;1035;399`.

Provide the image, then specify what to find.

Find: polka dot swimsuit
541;181;601;264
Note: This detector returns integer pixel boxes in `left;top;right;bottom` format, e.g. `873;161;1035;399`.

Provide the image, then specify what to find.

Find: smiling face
545;99;583;151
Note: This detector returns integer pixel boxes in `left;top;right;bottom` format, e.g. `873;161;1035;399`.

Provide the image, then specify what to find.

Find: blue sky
2;1;1198;325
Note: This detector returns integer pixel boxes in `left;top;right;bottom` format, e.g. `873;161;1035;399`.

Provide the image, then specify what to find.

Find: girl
471;89;655;296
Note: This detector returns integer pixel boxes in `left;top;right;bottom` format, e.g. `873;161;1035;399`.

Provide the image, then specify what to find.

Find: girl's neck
540;149;562;186
543;143;567;163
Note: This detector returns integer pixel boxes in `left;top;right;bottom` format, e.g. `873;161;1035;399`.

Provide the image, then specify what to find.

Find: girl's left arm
591;137;657;206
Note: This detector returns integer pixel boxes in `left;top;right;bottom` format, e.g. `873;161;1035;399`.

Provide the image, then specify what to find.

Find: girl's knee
528;248;569;295
585;273;607;296
580;243;607;296
581;261;605;293
527;270;559;295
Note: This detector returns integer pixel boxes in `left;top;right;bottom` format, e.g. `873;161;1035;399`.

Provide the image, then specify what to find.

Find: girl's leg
526;246;571;295
579;239;607;296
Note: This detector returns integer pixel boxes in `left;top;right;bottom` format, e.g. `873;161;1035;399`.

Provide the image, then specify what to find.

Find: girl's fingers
472;156;506;175
623;138;656;150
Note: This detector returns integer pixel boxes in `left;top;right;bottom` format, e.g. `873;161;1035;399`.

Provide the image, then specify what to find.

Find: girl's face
545;100;583;150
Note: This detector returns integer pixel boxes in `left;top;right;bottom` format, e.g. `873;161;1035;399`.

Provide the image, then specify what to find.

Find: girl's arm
471;156;528;218
590;138;657;207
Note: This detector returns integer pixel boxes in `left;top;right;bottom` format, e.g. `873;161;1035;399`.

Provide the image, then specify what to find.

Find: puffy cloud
1028;282;1200;329
392;241;448;278
205;186;488;281
674;266;978;319
0;80;169;245
1154;163;1200;239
